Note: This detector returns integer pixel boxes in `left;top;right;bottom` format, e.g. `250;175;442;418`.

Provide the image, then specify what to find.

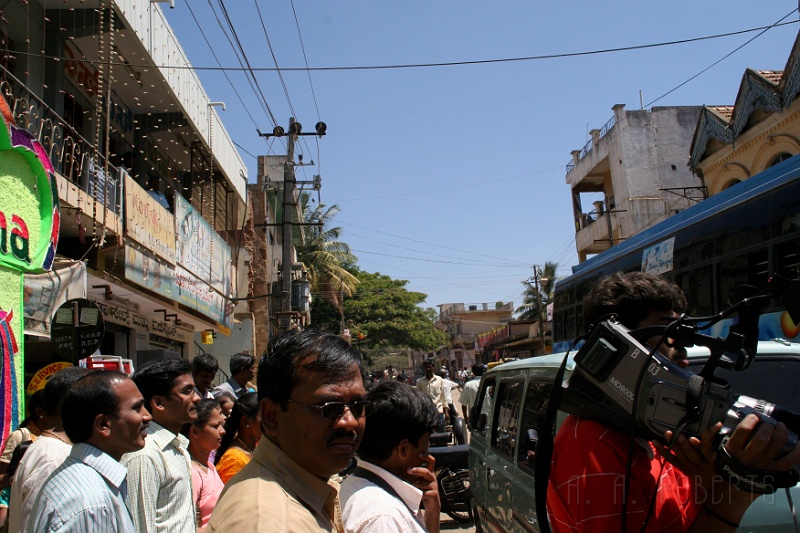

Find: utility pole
279;119;296;332
533;265;546;354
258;119;327;333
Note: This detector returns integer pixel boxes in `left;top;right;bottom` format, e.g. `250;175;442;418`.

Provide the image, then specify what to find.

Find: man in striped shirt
122;358;201;533
27;371;152;533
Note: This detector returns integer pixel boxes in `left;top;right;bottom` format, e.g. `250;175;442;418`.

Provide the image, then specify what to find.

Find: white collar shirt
120;421;195;533
340;461;427;533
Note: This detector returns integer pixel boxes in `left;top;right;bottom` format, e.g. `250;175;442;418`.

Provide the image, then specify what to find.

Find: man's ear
260;398;280;438
94;414;112;438
150;395;167;413
396;438;412;462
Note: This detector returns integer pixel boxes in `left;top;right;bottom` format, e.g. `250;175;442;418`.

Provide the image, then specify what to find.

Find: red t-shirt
547;415;700;532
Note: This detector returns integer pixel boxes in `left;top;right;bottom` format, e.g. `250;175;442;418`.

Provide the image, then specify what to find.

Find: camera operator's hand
408;452;440;533
662;414;800;531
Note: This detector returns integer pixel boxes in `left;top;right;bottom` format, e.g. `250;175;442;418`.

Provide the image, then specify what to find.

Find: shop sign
124;175;176;263
91;298;189;343
26;361;71;394
124;242;176;300
175;265;231;327
23;261;87;337
174;192;231;296
50;299;105;362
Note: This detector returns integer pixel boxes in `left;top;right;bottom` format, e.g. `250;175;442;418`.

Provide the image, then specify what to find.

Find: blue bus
552;154;800;352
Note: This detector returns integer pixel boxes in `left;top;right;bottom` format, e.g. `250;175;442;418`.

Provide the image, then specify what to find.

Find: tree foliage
310;266;447;352
296;194;359;310
516;261;558;320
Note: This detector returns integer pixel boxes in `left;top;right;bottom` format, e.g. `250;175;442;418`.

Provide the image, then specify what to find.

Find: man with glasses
209;329;368;533
121;358;201;533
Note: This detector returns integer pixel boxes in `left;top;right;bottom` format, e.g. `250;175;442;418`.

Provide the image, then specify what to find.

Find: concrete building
566;105;703;263
435;302;514;371
2;0;251;381
690;30;800;194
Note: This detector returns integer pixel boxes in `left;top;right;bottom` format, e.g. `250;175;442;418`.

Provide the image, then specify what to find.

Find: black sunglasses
287;399;371;420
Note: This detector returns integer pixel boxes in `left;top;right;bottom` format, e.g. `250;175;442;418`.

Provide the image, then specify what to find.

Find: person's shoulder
210;476;291;531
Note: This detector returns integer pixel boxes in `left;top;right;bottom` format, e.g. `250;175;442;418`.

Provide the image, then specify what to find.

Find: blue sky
165;1;799;311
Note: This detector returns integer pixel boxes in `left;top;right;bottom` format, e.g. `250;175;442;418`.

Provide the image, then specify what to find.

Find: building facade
689;31;800;194
2;0;250;382
435;302;514;371
566;104;703;263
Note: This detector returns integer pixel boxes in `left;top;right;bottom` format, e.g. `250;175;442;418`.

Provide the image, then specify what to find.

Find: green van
468;340;800;532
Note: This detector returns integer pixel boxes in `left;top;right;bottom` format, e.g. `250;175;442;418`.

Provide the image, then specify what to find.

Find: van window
490;379;523;461
472;376;496;438
518;380;553;474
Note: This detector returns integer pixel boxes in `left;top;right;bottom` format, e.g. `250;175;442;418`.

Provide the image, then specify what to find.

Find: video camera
560;276;800;493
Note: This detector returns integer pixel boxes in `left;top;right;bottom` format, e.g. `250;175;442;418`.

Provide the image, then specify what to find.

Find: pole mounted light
259;121;327;139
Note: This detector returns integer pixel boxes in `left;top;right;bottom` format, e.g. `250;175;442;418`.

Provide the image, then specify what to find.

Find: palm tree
296;194;359;311
515;261;558;321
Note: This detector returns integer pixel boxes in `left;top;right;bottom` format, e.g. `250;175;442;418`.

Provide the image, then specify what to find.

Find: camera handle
715;445;800;494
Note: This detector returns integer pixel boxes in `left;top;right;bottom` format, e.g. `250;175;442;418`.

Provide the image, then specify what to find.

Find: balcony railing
0;67;123;215
565;114;617;174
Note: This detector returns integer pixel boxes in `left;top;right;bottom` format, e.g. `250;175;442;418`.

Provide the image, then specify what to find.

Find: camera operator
547;272;800;532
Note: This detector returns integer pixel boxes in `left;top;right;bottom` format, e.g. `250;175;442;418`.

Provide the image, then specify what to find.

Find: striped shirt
121;422;195;533
26;442;135;533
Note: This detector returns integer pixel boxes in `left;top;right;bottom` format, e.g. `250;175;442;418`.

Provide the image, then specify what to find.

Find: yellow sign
26;361;72;394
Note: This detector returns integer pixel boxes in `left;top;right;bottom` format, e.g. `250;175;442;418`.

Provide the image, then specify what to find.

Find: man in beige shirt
209;330;368;533
415;361;447;432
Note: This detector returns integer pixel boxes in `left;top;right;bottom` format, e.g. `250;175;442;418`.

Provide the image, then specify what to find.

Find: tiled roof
755;70;784;86
706;106;734;122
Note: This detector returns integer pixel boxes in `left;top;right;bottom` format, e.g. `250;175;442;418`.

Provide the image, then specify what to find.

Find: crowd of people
1;271;797;533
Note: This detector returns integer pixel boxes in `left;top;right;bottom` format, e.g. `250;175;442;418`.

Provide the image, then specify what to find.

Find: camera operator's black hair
43;366;91;417
215;392;259;465
192;353;219;374
62;371;129;444
133;358;192;413
229;353;255;376
584;271;687;330
356;380;439;462
181;398;221;439
258;329;364;408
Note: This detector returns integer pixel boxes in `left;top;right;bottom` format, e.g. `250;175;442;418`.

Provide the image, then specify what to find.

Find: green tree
516;261;558;321
296;194;359;313
313;267;446;352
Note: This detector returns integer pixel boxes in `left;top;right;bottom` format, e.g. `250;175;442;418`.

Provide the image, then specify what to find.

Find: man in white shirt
341;380;440;533
438;371;459;421
121;358;201;533
415;361;447;432
459;363;485;423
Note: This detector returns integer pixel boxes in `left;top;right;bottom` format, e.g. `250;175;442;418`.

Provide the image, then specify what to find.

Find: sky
164;1;800;311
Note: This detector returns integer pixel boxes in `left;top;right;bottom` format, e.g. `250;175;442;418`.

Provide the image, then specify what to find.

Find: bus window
718;249;768;306
776;240;800;280
675;266;713;316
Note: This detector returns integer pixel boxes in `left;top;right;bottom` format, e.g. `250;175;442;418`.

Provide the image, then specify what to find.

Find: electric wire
290;0;323;171
21;19;798;74
645;9;797;108
184;0;262;133
213;0;281;131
